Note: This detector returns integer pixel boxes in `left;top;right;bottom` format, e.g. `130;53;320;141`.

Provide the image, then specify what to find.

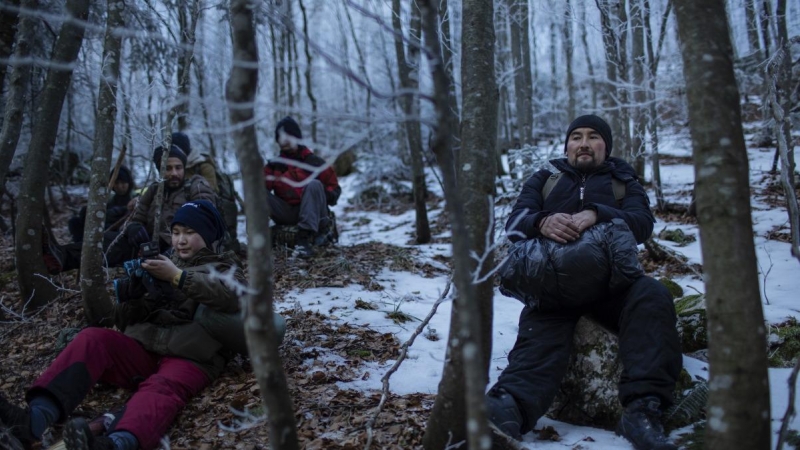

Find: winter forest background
0;0;799;449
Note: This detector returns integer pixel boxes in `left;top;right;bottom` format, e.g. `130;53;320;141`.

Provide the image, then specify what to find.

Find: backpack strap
611;177;626;204
541;172;563;201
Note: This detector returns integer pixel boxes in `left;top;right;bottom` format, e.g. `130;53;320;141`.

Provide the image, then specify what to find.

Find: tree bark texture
508;0;533;145
744;0;762;56
391;0;431;244
422;0;497;447
298;0;318;142
227;1;299;448
563;0;576;122
78;0;124;326
673;1;771;449
15;0;91;308
596;0;621;141
0;0;37;192
631;0;647;179
0;0;20;97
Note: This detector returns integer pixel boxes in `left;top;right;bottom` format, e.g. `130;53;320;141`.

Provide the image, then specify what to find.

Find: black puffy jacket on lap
499;219;645;311
506;157;655;244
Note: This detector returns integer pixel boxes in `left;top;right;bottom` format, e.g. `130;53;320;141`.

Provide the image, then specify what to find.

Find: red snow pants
27;327;210;450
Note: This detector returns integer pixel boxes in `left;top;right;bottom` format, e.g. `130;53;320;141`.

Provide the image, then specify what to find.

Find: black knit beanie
171;132;192;155
275;116;302;142
110;165;132;184
171;200;226;247
152;145;188;168
564;114;613;156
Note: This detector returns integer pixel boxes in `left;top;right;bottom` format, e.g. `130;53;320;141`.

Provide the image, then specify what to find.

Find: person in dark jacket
263;116;341;257
68;166;136;243
487;115;682;450
43;147;217;274
1;201;286;450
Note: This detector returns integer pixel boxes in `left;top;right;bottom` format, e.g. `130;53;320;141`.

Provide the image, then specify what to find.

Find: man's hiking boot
0;394;35;449
486;388;523;441
293;229;315;259
42;229;64;275
616;396;677;450
63;418;116;450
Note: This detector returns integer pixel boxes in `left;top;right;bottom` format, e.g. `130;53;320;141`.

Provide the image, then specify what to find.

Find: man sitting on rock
263;116;340;258
487;115;682;450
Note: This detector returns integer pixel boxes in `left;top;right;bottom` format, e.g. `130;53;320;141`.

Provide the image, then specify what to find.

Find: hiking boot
616;396;677;450
0;394;35;449
42;229;64;275
293;229;315;259
486;388;523;441
63;418;116;450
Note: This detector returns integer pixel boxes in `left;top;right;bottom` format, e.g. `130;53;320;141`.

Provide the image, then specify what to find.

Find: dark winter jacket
500;219;644;311
506;157;655;244
129;175;217;245
264;146;341;206
114;248;245;380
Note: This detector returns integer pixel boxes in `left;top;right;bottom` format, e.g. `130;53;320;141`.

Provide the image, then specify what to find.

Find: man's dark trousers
492;276;682;433
268;179;329;233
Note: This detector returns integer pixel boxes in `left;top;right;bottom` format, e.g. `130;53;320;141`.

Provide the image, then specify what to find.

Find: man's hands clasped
539;210;598;244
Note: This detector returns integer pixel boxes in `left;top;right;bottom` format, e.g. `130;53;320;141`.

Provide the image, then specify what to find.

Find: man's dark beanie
153;145;188;168
171;200;226;247
110;165;132;184
565;114;613;156
275;116;302;142
171;132;192;155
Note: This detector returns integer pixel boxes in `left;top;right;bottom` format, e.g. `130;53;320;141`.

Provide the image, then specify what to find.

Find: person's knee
304;179;324;193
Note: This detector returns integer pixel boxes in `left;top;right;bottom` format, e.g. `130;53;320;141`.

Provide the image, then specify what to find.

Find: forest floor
0;141;798;449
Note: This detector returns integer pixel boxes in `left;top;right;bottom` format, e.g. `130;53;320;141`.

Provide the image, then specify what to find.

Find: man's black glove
113;277;146;304
125;223;150;248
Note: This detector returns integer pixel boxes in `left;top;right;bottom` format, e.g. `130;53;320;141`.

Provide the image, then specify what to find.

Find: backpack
541;172;626;206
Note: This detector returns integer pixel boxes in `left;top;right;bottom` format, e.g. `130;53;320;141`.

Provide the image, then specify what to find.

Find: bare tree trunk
495;4;512;145
631;0;647;179
596;0;621;139
391;0;431;244
772;0;794;186
519;0;533;141
509;0;533;145
563;0;576;121
343;1;373;153
579;1;598;110
744;0;762;56
673;1;771;449
298;0;318;141
439;0;461;151
79;0;124;326
227;1;298;448
0;0;20;98
422;0;497;447
759;0;772;59
0;0;37;192
644;0;671;211
15;0;90;309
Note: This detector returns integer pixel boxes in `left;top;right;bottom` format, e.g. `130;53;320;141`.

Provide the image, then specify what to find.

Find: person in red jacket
264;116;341;257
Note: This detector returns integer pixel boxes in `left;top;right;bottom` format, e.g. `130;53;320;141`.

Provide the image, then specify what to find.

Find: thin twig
363;277;452;450
776;356;800;450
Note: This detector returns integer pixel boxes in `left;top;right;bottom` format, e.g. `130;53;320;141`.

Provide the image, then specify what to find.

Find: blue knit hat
171;200;225;247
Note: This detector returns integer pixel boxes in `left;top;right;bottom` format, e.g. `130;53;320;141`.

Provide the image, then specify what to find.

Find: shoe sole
63;420;90;450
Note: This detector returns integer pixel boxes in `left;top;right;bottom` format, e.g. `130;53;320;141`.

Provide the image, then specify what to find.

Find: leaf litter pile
0;230;442;449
